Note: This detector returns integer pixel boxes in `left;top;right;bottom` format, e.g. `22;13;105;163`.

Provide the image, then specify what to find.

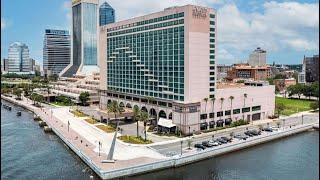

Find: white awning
158;118;176;128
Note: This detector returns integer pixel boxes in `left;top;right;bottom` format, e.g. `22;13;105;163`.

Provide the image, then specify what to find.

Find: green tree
133;105;140;137
220;97;224;109
275;102;285;116
229;96;234;119
139;111;149;141
107;100;123;131
211;97;216;121
203;97;209;113
79;92;90;106
13;88;23;100
309;101;319;111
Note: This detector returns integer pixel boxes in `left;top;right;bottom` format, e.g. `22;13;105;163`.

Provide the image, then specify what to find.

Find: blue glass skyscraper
99;2;115;26
61;0;99;77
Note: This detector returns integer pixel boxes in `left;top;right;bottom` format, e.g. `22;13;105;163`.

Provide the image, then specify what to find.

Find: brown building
274;78;296;92
226;63;271;81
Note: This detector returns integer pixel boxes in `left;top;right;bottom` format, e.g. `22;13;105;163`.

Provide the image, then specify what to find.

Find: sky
1;0;319;67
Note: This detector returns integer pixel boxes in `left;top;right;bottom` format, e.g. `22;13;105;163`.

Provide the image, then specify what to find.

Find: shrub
309;101;319;111
118;135;153;144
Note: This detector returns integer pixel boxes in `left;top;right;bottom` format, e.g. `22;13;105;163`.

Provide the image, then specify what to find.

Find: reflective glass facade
72;4;82;67
83;3;98;65
99;2;115;26
106;13;185;101
8;42;31;72
43;29;70;75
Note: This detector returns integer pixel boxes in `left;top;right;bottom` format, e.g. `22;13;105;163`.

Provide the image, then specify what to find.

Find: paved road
151;113;318;156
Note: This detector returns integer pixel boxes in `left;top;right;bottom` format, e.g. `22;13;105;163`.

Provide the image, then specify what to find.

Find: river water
1;100;319;180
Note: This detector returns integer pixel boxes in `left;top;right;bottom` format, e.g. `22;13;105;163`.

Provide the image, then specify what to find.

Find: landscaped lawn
118;135;153;144
276;97;314;116
71;109;87;117
50;101;69;107
96;124;116;133
85;118;97;124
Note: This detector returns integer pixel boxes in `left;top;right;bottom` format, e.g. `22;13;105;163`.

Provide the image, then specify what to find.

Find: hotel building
99;5;275;134
61;0;99;77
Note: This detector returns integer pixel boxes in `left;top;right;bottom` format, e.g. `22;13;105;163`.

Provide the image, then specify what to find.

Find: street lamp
188;126;191;136
212;135;214;141
282;119;285;130
98;141;101;156
302;114;304;125
68;120;70;132
180;140;183;156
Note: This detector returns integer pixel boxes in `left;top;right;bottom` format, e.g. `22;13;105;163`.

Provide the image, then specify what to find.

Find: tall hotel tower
61;0;99;77
99;5;217;133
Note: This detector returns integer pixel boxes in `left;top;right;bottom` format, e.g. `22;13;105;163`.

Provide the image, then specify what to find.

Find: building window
209;113;214;118
225;110;231;115
209;94;215;98
233;109;240;114
210;14;215;18
242;107;250;113
217;111;223;117
210;21;215;25
200;114;207;119
252;106;261;111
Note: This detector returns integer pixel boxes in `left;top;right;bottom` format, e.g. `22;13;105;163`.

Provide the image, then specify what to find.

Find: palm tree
211;97;216;121
139;111;149;141
243;93;248;107
243;93;248;120
220;97;224;110
147;96;156;125
107;100;123;131
203;97;209;113
229;96;234;119
133;105;140;137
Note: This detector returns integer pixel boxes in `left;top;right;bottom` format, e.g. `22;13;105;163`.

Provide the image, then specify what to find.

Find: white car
208;140;220;146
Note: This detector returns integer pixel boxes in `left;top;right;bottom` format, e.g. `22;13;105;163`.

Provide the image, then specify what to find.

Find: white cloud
217;1;319;63
1;18;6;30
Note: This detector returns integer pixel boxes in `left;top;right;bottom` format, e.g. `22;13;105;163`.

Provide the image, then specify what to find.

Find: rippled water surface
1;100;319;180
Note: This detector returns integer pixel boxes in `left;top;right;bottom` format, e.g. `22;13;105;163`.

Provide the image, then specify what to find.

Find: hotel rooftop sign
192;7;207;19
72;0;81;5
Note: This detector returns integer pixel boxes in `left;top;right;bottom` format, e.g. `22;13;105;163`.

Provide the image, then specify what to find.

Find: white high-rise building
7;42;33;74
60;0;99;77
248;47;266;67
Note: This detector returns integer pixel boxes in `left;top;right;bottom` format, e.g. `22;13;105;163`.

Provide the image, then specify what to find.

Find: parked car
202;141;214;147
194;144;206;150
262;127;273;132
221;136;232;142
244;131;254;137
234;134;248;140
216;138;228;144
208;140;220;146
212;140;222;145
250;130;261;135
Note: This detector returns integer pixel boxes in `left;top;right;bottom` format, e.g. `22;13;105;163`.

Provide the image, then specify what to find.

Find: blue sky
1;0;319;67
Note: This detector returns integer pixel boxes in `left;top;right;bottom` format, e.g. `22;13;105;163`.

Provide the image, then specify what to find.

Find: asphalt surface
150;114;318;156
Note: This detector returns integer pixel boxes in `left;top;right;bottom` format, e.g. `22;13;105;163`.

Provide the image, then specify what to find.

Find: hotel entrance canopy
157;118;176;128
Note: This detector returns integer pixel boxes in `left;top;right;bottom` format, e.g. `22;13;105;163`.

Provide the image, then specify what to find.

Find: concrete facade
98;5;275;134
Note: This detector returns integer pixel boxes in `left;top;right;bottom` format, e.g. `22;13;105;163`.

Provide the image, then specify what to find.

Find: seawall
1;95;316;179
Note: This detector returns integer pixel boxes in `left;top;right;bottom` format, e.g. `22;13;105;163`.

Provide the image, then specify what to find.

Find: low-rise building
50;73;100;104
274;78;296;92
226;64;271;81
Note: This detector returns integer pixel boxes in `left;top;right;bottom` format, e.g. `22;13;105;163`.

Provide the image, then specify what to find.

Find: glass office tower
99;2;115;26
43;29;71;75
61;0;99;77
8;42;31;73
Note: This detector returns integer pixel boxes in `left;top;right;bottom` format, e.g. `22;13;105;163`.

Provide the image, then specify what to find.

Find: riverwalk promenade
1;95;319;179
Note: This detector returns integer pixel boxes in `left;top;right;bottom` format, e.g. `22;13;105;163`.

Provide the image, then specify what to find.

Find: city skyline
1;0;319;66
